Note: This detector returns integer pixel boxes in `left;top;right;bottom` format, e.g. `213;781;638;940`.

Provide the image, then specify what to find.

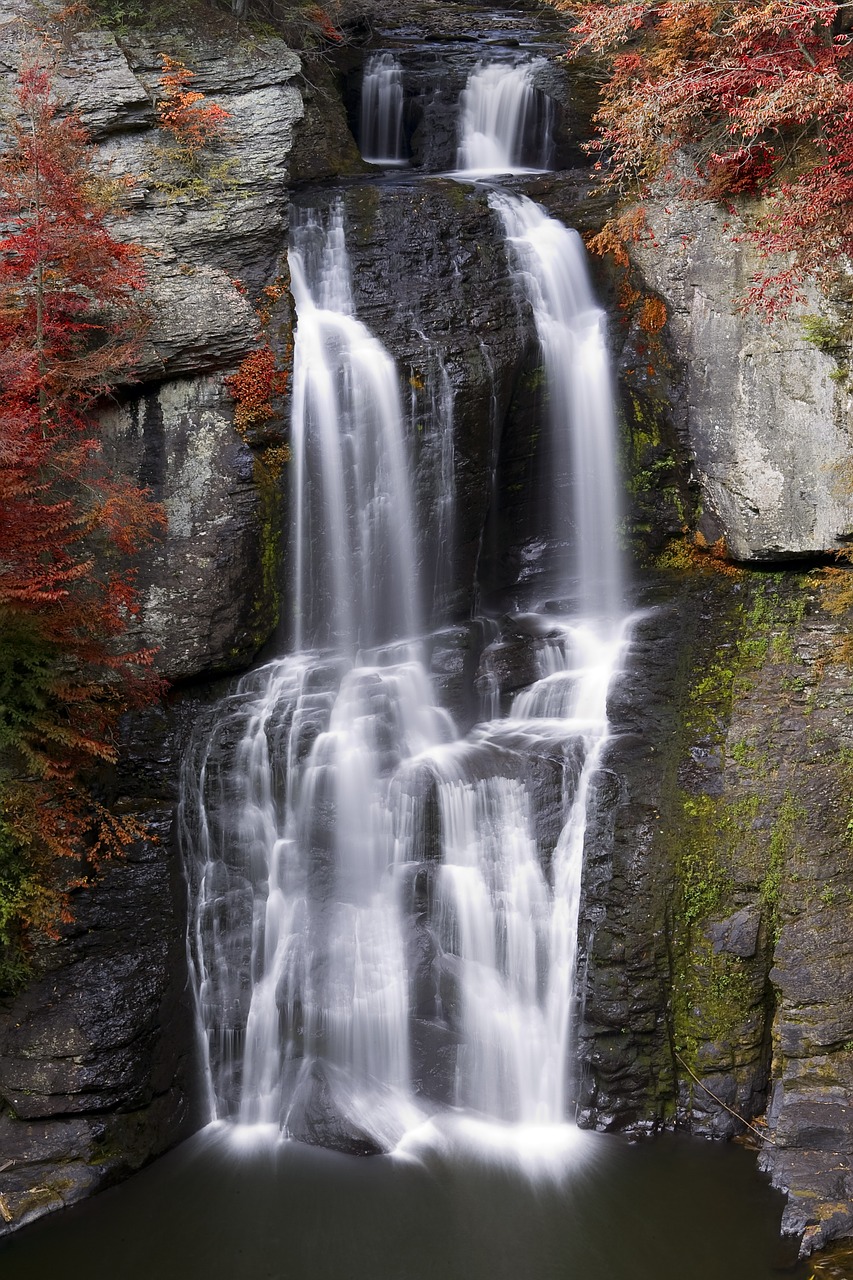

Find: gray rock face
631;199;853;561
578;567;853;1257
707;906;761;959
100;378;281;681
0;17;304;679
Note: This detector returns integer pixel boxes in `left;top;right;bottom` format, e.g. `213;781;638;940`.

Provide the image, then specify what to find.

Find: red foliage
307;6;343;41
157;54;230;159
225;275;291;436
563;1;853;312
0;62;164;949
225;343;288;433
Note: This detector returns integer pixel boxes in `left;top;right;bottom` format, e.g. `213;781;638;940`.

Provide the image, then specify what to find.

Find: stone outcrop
575;565;853;1258
630;198;853;563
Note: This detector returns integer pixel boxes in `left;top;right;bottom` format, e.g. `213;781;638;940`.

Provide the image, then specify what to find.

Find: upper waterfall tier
360;53;407;166
456;60;555;176
352;51;561;174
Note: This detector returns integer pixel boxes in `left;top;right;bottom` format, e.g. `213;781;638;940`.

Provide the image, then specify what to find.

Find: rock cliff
630;197;853;562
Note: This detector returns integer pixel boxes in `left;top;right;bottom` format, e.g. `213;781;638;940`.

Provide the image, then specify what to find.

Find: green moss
249;453;284;649
619;385;696;554
801;313;847;355
521;365;547;393
678;795;736;925
760;791;805;939
662;576;818;1076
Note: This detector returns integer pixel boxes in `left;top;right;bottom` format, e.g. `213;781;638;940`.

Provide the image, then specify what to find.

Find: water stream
182;52;629;1160
360;52;407;166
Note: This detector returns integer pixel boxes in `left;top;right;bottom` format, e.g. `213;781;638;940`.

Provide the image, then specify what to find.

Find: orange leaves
587;221;632;267
584;209;667;370
639;295;667;333
563;0;853;313
226;344;288;433
307;6;343;42
225;272;291;441
157;54;230;160
586;208;648;267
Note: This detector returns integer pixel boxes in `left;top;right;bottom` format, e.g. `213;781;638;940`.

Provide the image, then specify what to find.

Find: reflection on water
0;1127;809;1280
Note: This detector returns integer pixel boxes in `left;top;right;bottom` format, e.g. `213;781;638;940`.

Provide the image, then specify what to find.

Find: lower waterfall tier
184;620;628;1151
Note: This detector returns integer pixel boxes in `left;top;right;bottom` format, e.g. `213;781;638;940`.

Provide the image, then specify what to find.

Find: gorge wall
1;0;852;1261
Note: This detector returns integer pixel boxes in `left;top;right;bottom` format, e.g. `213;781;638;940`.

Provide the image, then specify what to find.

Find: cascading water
183;60;628;1160
185;204;454;1150
360;52;406;166
456;59;554;175
491;192;623;622
289;207;418;650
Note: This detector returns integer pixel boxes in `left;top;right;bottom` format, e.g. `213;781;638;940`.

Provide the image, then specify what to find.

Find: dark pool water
0;1124;809;1280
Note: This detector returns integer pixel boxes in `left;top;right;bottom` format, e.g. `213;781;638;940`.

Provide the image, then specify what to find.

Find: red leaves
225;344;288;433
157;54;230;160
307;6;344;41
564;0;853;312
0;61;164;957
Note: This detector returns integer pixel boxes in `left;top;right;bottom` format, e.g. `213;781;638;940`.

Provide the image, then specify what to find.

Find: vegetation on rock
157;54;231;162
225;277;291;441
0;61;163;990
560;1;853;314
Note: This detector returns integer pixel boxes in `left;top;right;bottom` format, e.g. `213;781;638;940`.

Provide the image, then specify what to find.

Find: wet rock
392;762;443;862
410;1017;460;1106
284;1062;384;1156
707;906;762;959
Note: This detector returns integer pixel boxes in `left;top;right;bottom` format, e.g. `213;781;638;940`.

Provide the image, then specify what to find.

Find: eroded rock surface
631;199;853;562
576;567;853;1257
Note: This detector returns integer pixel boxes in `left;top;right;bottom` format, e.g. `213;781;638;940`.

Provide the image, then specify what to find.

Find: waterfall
185;203;454;1149
183;69;628;1158
491;193;623;622
290;206;419;651
360;53;406;166
456;60;554;175
426;617;625;1125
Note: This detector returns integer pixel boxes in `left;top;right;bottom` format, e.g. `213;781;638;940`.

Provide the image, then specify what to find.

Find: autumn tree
0;61;163;987
561;1;853;312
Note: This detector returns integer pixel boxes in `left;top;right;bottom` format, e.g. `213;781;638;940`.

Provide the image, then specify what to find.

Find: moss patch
659;574;814;1078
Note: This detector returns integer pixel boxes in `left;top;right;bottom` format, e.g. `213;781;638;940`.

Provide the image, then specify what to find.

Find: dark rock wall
575;567;853;1257
0;704;199;1230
